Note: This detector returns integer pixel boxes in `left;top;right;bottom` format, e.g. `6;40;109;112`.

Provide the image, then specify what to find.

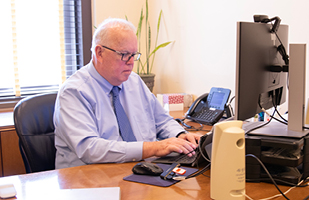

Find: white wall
93;0;309;112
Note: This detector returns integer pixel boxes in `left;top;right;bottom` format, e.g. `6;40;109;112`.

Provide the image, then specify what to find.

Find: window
0;0;86;108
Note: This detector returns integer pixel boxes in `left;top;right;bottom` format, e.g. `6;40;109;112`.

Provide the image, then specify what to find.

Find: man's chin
121;72;132;82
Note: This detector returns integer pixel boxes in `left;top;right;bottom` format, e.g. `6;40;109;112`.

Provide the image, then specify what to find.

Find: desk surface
1;109;309;199
1;162;308;200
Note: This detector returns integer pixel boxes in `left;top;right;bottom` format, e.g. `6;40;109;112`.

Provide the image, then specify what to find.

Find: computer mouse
132;162;163;176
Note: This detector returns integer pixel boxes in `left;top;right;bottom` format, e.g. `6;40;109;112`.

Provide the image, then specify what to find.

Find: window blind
0;0;83;100
63;0;83;76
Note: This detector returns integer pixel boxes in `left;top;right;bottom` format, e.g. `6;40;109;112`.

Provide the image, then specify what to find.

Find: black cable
175;118;210;132
176;133;212;180
244;98;275;134
198;134;211;163
268;91;309;130
270;20;289;66
268;91;288;124
273;104;288;123
227;96;235;116
185;163;210;179
229;96;235;104
245;118;272;135
246;154;290;200
246;178;308;187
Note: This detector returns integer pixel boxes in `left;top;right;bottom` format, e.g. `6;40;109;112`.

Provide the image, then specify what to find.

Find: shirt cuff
125;141;144;162
176;131;187;138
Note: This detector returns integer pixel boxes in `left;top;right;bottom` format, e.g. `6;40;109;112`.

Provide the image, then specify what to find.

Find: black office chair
13;93;57;173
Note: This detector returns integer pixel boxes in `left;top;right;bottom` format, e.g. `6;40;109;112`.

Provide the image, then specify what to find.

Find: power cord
173;130;308;199
261;94;309;130
246;154;290;200
173;132;212;180
175;118;211;132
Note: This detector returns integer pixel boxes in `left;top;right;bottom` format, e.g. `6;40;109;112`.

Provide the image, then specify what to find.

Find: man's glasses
100;45;141;62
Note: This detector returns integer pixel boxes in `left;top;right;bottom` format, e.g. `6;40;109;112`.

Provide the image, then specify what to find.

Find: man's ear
95;45;104;62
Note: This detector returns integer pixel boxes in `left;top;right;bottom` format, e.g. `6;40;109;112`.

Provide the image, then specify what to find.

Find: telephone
185;87;231;125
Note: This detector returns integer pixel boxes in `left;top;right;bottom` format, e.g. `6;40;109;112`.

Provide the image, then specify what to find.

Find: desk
0;111;25;176
1;162;309;200
0;110;308;199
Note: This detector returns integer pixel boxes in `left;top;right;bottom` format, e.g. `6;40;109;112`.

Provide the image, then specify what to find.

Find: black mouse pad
123;163;198;187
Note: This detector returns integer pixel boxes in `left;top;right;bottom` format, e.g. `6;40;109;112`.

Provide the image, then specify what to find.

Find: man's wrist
176;131;187;138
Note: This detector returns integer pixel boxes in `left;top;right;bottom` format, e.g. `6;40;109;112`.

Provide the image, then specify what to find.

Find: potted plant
129;0;173;92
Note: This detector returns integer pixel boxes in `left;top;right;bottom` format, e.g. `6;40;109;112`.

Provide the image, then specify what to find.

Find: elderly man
53;18;200;169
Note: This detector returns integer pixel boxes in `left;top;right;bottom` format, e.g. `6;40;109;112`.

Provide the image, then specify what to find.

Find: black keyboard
152;152;198;165
168;153;197;164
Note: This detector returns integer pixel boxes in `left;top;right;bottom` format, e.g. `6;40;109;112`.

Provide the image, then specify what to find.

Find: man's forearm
142;141;158;159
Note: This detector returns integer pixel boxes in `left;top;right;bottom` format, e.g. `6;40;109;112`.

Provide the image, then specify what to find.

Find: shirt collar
87;61;123;94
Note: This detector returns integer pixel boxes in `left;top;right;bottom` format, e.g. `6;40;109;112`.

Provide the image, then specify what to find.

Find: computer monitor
234;21;288;121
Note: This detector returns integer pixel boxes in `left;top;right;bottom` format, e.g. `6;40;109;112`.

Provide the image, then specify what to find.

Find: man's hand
142;132;202;159
177;132;201;147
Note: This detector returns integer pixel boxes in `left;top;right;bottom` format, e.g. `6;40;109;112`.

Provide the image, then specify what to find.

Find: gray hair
91;18;136;55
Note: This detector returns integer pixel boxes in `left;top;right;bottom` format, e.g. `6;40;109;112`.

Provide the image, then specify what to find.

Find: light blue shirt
54;61;185;169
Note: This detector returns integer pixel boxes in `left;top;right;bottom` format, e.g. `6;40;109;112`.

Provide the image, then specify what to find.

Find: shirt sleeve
151;94;186;140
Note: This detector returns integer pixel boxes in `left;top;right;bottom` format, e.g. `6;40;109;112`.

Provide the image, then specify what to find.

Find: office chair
13;93;57;173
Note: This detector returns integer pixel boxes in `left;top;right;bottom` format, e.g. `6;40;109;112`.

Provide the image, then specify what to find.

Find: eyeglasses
100;45;141;62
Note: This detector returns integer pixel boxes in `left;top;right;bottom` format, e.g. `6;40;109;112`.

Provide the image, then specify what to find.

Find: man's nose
126;56;135;65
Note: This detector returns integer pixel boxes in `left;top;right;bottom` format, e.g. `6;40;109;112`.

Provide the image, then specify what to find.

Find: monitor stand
245;119;309;138
246;44;309;138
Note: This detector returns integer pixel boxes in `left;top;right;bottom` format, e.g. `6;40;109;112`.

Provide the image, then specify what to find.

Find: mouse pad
123;163;198;187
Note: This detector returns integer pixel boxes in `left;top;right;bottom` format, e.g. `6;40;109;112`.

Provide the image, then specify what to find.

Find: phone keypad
192;108;223;125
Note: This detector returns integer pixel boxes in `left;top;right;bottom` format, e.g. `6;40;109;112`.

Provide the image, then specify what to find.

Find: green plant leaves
129;0;173;75
148;41;172;59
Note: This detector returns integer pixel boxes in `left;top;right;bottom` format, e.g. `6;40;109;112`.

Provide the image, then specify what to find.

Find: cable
246;178;308;187
269;20;289;66
229;95;235;104
259;179;306;200
227;95;235;116
246;177;309;200
243;192;254;200
175;132;213;180
246;154;290;200
245;109;274;135
198;136;211;163
273;104;288;123
185;163;210;179
175;118;211;132
262;108;287;125
264;91;309;130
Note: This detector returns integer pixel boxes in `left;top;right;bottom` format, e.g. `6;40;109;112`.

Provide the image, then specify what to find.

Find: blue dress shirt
54;61;185;169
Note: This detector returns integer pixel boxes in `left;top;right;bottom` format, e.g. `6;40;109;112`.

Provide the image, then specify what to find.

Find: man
54;18;201;169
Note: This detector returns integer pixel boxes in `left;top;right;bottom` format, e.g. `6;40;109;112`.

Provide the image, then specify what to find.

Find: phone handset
186;93;209;117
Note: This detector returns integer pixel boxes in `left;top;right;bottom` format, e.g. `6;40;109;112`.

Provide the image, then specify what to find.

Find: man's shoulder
59;66;92;93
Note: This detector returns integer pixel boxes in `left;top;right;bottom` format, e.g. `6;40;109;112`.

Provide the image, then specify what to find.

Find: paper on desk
58;187;120;200
27;187;120;200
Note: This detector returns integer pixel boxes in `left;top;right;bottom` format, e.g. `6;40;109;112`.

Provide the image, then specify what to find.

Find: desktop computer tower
245;134;309;185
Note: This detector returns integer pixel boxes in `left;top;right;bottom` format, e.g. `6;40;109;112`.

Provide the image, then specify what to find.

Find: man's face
95;27;138;86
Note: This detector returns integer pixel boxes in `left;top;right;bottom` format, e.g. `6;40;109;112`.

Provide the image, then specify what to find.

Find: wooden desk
1;162;308;200
0;111;26;176
0;109;308;199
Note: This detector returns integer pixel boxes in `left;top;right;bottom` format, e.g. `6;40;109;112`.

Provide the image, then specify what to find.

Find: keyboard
152;152;198;165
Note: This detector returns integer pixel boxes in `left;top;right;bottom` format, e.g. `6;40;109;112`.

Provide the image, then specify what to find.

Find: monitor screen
235;21;289;121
